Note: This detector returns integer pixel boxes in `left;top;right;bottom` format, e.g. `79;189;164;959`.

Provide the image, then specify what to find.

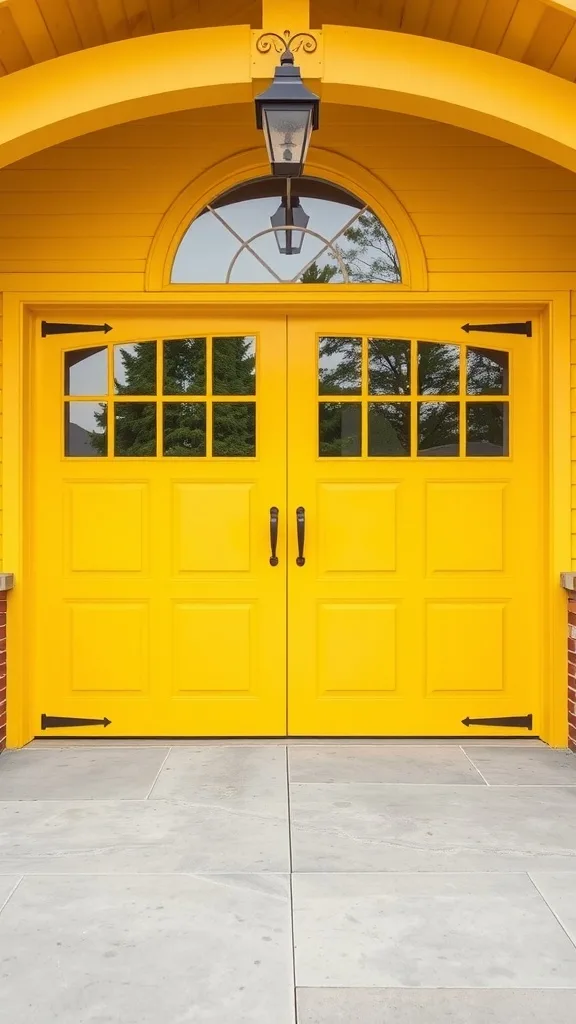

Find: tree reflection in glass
368;339;410;395
467;403;508;456
114;402;156;457
418;342;459;395
418;402;459;456
67;402;107;456
163;403;206;456
213;403;256;456
114;342;156;395
467;347;509;396
163;338;206;395
213;337;256;395
318;337;362;395
369;403;410;456
319;403;362;456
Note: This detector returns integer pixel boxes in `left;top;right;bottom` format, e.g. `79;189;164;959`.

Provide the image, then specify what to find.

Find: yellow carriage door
287;314;543;737
31;316;287;737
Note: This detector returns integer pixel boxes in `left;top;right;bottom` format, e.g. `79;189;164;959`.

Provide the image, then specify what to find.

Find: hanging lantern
270;195;310;255
255;48;320;177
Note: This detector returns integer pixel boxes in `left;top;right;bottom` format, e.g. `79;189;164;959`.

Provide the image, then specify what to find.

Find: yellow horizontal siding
0;103;575;568
0;104;574;289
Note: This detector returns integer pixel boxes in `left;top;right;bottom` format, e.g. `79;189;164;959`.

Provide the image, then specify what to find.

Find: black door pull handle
296;506;306;566
269;507;279;566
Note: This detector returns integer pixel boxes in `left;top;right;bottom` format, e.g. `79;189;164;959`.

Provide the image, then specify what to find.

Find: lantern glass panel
262;107;313;175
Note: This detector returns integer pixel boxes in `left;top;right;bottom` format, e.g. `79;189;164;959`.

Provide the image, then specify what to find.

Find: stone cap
0;573;14;591
561;572;576;591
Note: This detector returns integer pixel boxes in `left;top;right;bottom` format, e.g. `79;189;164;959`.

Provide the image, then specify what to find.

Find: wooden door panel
31;315;287;737
287;313;543;736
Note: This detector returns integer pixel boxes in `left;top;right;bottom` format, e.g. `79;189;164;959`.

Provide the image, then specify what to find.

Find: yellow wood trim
546;291;572;746
2;25;576;178
262;0;310;29
3;292;29;747
543;2;576;15
2;287;569;747
145;148;428;292
320;25;576;175
0;26;253;170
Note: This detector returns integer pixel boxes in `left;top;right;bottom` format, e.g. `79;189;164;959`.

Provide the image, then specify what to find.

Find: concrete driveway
1;739;576;1022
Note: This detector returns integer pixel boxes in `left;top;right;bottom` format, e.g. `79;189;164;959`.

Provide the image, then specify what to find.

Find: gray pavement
0;739;576;1021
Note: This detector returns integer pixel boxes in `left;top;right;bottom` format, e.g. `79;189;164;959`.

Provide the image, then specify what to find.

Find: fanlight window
171;176;402;284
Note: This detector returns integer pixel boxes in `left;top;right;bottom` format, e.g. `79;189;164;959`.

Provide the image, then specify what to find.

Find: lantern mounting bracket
256;30;318;59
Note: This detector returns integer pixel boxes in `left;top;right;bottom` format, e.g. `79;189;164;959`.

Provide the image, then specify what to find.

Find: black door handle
269;506;279;566
296;506;306;566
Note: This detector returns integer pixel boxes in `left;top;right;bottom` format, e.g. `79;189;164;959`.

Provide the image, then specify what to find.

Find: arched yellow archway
2;25;576;175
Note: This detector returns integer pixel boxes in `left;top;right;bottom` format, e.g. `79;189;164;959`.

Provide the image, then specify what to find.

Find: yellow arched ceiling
4;26;576;176
2;0;576;82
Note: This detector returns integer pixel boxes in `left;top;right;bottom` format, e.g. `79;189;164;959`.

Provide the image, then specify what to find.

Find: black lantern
270;193;310;255
255;47;320;177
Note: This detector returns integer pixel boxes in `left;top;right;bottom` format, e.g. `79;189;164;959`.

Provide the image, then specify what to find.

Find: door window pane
368;403;410;456
467;402;509;456
114;402;156;456
467;347;509;396
65;347;107;396
418;342;459;395
418;402;459;456
319;402;362;456
318;337;362;395
163;338;206;395
114;342;156;395
163;403;206;456
213;402;256;456
65;402;107;457
368;339;410;395
212;336;256;395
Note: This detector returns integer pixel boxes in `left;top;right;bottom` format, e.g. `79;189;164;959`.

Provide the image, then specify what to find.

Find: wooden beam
7;0;57;62
262;0;310;30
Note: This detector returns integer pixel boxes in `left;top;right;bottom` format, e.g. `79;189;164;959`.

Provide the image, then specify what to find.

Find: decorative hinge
461;322;532;337
462;715;533;730
41;714;111;729
41;321;113;337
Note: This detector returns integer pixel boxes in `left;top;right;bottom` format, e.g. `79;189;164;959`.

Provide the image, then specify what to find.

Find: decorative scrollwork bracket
251;27;323;78
256;29;318;57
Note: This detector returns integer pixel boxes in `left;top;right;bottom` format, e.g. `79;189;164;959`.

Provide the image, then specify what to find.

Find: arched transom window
171;176;402;284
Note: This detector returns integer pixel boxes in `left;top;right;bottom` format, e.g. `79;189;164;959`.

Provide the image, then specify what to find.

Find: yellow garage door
31;315;287;736
287;313;543;736
30;310;543;737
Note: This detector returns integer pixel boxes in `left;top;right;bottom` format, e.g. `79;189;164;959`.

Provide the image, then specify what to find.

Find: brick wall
569;598;576;752
0;591;5;751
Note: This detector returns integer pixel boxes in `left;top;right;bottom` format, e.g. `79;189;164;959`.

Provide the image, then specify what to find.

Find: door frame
3;288;570;747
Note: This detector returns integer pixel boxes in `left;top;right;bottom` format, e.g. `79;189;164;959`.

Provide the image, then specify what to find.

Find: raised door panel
317;601;398;695
318;483;398;573
67;601;150;694
425;601;506;693
66;482;148;573
426;482;506;573
172;482;252;573
171;601;255;695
